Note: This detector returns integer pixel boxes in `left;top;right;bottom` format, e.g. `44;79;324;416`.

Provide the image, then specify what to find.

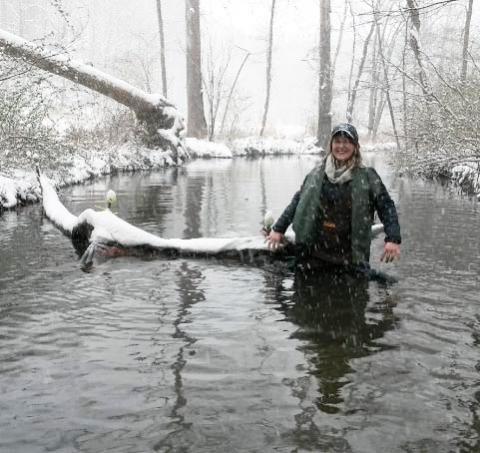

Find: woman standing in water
267;123;401;273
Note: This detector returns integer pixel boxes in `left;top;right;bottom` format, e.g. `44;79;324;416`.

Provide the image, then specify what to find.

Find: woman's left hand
381;242;401;263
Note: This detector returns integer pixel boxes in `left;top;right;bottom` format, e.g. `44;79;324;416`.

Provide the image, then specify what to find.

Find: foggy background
1;0;479;139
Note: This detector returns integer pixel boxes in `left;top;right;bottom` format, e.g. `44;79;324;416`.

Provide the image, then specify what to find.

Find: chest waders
292;165;373;266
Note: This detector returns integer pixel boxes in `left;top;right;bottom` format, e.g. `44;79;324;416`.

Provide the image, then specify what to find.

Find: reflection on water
276;271;398;414
1;154;480;452
154;261;206;452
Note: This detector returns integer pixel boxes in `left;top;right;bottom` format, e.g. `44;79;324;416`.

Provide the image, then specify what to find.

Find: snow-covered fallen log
38;175;384;269
39;175;288;268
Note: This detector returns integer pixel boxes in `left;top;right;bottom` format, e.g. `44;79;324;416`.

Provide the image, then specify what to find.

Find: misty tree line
0;0;479;181
144;0;480;165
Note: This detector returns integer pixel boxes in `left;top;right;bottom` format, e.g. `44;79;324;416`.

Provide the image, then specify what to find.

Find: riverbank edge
0;143;175;212
0;137;321;211
1;138;477;213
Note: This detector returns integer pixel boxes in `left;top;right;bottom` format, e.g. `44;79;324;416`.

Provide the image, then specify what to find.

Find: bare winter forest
0;0;479;195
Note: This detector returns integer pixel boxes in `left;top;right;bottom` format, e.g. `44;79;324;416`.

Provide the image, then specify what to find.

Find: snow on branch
0;29;170;114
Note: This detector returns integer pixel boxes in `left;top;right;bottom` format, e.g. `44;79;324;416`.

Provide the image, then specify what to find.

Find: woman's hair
328;131;362;168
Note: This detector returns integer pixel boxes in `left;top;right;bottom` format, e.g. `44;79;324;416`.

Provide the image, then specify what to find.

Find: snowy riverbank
0;144;176;210
1;137;322;210
1;137;478;211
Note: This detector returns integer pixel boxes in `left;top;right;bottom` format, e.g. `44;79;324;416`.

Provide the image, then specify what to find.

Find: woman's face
331;135;355;162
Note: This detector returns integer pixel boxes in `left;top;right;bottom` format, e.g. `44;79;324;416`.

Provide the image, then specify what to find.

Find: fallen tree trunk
38;173;289;269
39;174;386;270
0;29;187;160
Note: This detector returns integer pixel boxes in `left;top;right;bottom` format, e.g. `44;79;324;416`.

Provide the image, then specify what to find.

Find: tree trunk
402;17;408;148
346;0;357;124
317;0;332;150
367;36;378;140
372;91;386;141
373;10;400;150
405;0;429;96
346;21;375;123
0;29;186;158
185;0;207;138
155;0;168;98
461;0;473;82
260;0;276;137
331;0;348;81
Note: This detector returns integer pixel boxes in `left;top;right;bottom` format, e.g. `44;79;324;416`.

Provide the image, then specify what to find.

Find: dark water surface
1;153;479;452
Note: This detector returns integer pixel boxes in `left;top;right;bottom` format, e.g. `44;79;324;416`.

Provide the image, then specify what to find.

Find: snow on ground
229;136;321;157
185;138;233;158
186;136;323;158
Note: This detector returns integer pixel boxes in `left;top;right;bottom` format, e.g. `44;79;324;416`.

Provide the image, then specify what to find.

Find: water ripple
1;157;480;452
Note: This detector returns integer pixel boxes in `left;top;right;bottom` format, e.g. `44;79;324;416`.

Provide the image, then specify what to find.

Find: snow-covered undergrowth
451;162;480;198
398;149;480;200
398;75;480;199
0;143;175;210
0;172;38;209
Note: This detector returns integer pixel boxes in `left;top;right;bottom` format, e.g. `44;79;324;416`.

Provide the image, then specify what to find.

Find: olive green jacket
273;164;401;265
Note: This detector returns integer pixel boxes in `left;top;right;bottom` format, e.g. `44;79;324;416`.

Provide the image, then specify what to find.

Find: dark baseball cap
331;123;359;143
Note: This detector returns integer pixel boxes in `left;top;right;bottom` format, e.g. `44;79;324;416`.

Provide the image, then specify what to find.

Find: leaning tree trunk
317;0;332;150
185;0;207;138
0;29;187;161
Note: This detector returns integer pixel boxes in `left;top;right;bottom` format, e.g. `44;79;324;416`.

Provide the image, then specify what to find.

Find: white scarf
324;154;354;184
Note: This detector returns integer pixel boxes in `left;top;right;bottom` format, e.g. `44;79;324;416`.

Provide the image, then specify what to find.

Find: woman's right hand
267;231;285;251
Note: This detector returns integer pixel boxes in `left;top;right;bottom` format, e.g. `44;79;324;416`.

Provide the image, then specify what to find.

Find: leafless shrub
398;73;480;181
0;58;70;171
